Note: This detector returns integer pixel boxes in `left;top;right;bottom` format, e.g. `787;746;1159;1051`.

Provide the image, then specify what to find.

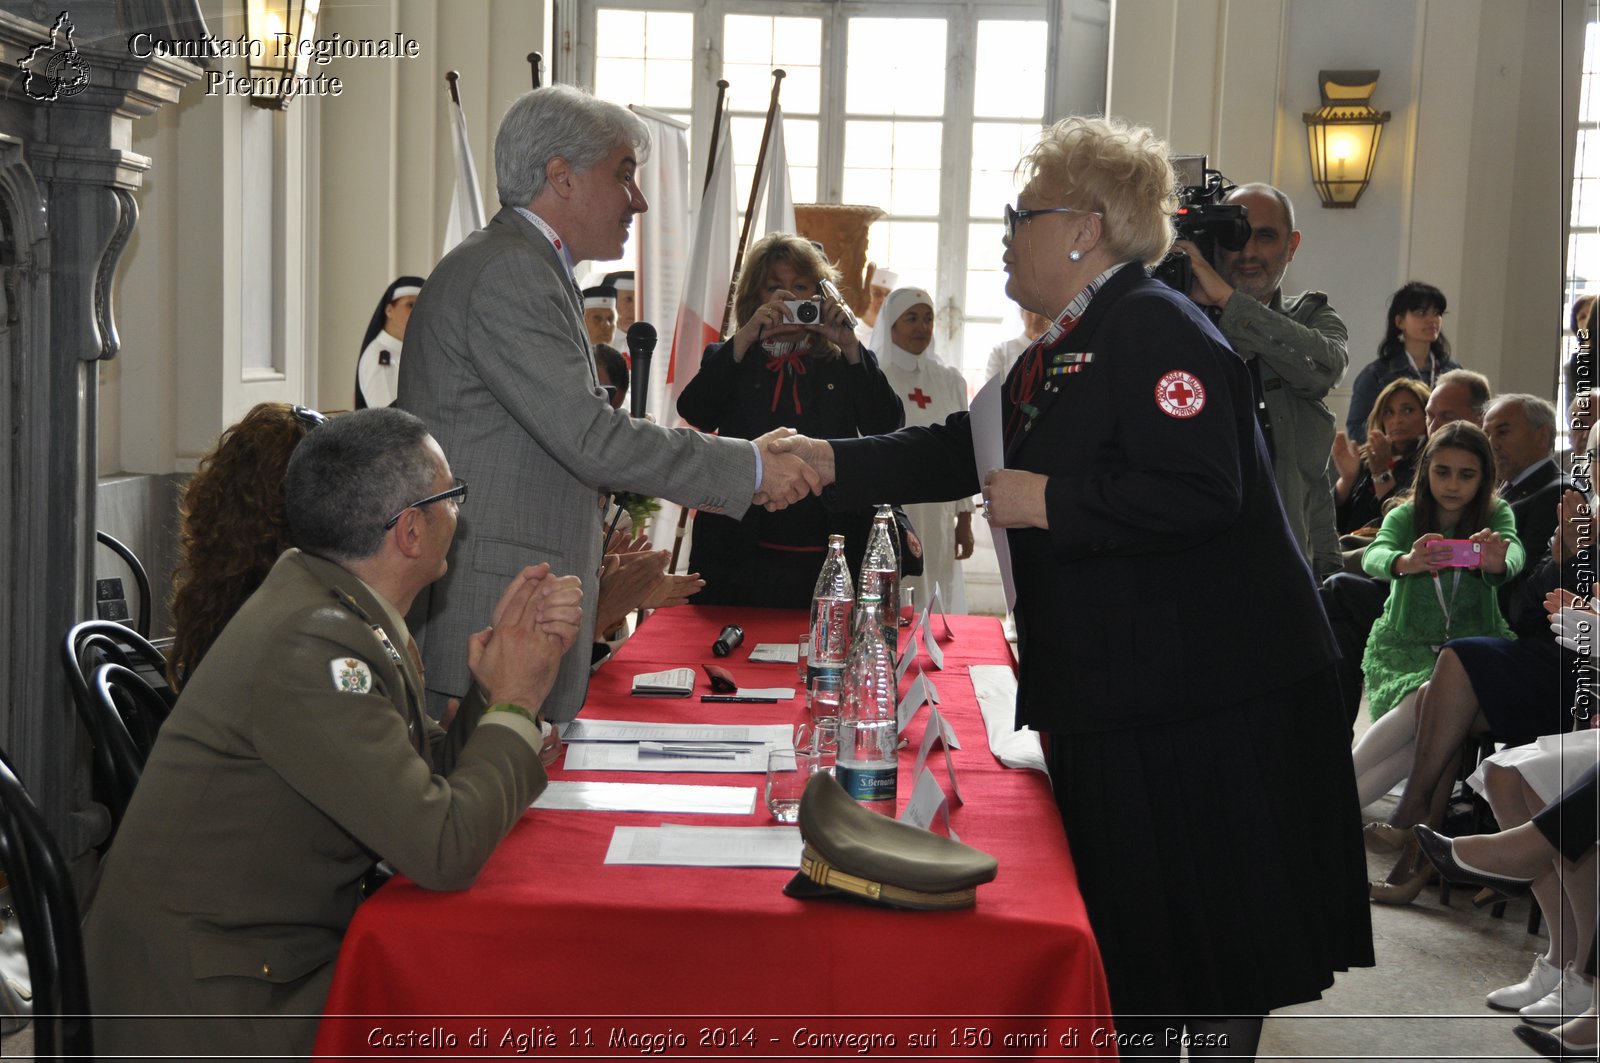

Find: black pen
699;694;782;703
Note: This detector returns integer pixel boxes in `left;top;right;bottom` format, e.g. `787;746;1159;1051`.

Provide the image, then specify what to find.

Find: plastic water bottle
858;508;899;665
808;534;853;706
837;595;898;815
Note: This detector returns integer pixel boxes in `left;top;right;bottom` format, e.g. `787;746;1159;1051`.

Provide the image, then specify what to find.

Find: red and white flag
667;108;736;421
442;80;487;257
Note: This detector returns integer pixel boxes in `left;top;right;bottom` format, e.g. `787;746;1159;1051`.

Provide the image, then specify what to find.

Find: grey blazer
398;207;757;720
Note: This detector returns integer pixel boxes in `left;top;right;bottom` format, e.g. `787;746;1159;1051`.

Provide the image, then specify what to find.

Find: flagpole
528;52;543;88
445;68;461;106
669;78;738;575
719;68;784;337
703;79;729;196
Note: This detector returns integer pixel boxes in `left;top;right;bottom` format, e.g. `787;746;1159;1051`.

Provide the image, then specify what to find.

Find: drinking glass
765;747;818;824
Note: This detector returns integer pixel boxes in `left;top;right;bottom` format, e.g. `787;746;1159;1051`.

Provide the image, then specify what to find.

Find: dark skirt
1046;665;1374;1017
1451;636;1574;746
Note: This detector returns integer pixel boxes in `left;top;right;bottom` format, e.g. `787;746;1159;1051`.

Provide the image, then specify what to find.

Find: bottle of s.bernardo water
837;595;898;815
807;535;853;729
858;508;900;666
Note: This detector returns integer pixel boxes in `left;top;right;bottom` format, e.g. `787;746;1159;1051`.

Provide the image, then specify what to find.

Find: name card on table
911;707;964;802
896;628;921;683
896;670;936;732
917;603;945;670
900;768;959;841
928;583;955;639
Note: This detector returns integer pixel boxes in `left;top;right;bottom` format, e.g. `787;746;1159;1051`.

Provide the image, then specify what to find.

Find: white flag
442;84;487;257
748;105;797;242
668;108;736;422
630;107;692;428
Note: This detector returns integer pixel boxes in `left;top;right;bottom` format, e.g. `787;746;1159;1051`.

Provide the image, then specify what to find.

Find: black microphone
626;321;657;419
712;624;744;657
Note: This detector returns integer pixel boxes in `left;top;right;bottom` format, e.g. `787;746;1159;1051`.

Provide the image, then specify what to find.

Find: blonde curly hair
1017;116;1178;268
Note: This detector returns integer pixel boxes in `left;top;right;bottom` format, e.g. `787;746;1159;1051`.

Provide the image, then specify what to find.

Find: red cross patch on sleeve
1155;370;1205;419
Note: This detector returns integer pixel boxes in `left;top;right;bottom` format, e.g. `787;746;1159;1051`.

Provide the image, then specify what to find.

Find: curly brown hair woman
167;403;322;687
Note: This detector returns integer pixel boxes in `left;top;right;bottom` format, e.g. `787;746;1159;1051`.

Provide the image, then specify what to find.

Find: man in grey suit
399;85;817;722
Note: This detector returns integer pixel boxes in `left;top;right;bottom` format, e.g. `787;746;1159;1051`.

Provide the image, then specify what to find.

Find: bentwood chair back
0;750;93;1061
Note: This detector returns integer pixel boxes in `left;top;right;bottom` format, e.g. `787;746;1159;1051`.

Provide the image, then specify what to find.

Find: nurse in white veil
872;286;975;613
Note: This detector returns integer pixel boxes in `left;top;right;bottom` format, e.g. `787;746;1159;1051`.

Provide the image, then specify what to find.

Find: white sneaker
1519;963;1593;1025
1489;954;1564;1011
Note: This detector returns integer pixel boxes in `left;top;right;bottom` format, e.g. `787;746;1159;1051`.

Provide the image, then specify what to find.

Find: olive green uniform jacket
83;549;547;1060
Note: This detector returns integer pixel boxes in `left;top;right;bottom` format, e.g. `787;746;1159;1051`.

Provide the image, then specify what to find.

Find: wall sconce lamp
243;0;321;109
1302;70;1391;209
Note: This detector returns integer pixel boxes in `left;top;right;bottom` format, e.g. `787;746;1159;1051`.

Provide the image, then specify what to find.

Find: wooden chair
95;530;152;639
0;750;92;1060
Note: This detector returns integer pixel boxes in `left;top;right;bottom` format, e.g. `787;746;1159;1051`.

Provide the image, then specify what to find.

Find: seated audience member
1363;440;1595;903
1414;762;1599;1058
594;342;629;410
1468;720;1598;1026
1426;369;1492;437
1321;371;1494;727
168;402;322;689
1352;423;1523;902
983;309;1052;380
83;407;581;1058
582;284;618;349
1484;394;1573;635
1333;376;1430;535
356;276;423;409
1346;281;1461;437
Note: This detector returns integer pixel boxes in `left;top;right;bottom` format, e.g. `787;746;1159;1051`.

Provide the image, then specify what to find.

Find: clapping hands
468;563;584;714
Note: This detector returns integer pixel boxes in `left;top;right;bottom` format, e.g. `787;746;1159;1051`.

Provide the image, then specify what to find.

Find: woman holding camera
676;231;902;607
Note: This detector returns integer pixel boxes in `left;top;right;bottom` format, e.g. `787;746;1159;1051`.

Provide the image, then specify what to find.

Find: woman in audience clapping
1333;377;1430;536
1355;421;1523;902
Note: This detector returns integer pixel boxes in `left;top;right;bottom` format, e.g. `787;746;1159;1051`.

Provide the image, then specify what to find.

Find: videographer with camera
677;231;904;606
1173;182;1348;577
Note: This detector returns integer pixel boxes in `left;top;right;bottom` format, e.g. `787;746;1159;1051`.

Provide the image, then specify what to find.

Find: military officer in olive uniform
83;408;582;1060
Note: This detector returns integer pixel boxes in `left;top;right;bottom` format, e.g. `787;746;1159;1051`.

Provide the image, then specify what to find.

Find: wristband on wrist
484;702;537;725
1375;470;1394;485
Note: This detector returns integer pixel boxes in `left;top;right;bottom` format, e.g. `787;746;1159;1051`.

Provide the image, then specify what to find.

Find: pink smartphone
1437;539;1483;568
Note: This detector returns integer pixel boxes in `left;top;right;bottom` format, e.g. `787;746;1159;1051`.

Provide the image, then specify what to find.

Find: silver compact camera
783;297;823;325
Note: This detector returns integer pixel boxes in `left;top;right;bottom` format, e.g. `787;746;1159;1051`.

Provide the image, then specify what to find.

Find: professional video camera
1152;155;1252;294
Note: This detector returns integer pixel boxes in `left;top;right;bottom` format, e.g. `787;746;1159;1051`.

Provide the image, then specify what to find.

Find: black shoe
1412;824;1534;896
1514;1022;1599;1060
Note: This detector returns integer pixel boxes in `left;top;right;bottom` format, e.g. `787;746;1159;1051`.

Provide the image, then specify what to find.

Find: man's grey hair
495;84;651;208
1229;182;1296;232
1491;393;1558;452
1435;369;1492;420
285;408;438;563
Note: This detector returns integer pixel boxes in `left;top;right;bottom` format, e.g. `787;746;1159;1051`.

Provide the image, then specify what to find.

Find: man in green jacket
83;407;581;1060
1179;182;1349;578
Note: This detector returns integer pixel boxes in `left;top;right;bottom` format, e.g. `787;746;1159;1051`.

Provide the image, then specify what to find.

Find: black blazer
830;265;1337;735
1502;458;1577;636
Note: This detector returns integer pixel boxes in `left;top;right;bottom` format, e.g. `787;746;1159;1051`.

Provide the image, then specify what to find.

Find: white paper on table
563;720;792;745
911;708;963;802
563;741;770;773
922;614;945;670
970;375;1016;611
900;768;958;841
604;825;803;868
533;781;756;815
748;643;799;664
969;664;1046;772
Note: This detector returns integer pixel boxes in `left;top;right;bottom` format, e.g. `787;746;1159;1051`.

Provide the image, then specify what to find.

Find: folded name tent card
900;767;959;840
747;643;799;664
631;667;695;697
911;707;964;803
895;628;921;683
928;583;955;639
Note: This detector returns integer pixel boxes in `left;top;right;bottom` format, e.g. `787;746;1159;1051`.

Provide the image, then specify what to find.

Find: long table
314;606;1114;1060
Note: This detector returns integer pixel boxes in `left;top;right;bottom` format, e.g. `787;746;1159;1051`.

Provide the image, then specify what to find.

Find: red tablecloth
314;607;1114;1060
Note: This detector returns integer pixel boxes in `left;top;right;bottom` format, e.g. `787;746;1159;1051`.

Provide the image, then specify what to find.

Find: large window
580;0;1057;389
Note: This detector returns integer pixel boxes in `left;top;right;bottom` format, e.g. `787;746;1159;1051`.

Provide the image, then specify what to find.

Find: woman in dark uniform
771;116;1372;1058
677;232;902;606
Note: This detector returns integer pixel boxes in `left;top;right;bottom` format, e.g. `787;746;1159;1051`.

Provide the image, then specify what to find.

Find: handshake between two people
751;428;837;512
